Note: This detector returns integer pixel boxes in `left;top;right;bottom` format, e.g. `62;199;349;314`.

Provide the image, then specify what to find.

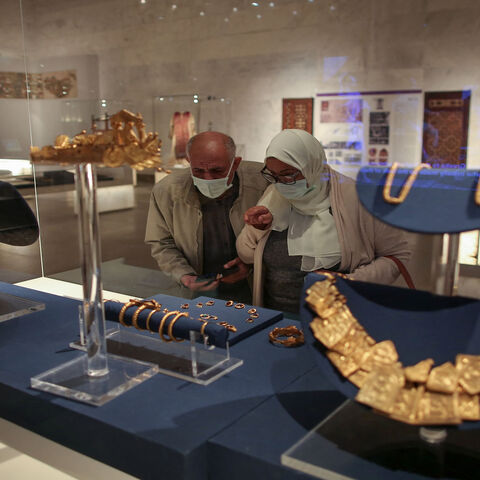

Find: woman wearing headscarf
236;129;411;314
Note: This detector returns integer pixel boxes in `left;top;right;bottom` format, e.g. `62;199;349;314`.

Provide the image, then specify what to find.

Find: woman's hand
244;206;273;230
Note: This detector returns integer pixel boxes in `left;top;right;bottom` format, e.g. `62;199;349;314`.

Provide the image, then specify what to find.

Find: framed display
315;90;423;175
422;90;471;167
282;98;313;133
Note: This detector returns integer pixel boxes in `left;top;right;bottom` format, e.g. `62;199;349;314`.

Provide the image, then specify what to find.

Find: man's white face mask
192;159;235;199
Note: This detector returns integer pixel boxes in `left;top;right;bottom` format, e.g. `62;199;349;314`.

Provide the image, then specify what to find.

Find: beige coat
145;161;267;282
236;166;412;306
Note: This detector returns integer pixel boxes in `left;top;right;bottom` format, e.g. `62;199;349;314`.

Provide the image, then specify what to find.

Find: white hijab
260;129;341;271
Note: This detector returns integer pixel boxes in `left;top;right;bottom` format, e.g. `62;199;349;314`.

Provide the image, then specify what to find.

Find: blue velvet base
0;282;314;480
300;273;480;430
356;166;480;233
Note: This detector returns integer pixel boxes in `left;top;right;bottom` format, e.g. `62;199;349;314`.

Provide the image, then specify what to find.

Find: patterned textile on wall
172;111;193;159
282;98;313;134
422;91;470;167
0;70;77;99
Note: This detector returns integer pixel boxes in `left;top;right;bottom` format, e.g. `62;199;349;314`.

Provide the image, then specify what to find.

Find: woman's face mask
192;159;235;199
274;179;315;199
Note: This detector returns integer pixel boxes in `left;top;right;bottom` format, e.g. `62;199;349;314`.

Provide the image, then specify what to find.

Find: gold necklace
383;162;431;204
306;275;480;425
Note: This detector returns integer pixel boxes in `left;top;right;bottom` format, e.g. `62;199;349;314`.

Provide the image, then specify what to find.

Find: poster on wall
422;90;471;167
282;98;313;133
315;90;422;176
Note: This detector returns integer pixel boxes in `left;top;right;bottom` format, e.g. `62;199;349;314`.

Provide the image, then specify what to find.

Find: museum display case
2;0;480;478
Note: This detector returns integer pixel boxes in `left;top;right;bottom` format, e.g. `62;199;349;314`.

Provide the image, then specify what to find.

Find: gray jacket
145;161;268;282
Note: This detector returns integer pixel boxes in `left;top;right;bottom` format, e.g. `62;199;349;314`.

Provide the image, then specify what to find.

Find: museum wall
4;0;477;166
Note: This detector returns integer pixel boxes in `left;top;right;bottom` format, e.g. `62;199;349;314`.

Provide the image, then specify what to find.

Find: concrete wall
2;0;477;165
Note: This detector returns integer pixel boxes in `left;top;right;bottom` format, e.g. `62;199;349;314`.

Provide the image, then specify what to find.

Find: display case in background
153;94;232;171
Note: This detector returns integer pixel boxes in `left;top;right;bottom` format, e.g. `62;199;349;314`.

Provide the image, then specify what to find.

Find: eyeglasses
261;166;302;185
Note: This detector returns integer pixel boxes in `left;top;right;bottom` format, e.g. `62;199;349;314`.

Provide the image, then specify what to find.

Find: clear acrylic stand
0;292;45;322
70;321;243;385
31;163;158;406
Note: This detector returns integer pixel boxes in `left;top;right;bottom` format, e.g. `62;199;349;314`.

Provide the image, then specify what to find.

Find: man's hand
181;274;219;291
220;257;251;284
244;206;273;230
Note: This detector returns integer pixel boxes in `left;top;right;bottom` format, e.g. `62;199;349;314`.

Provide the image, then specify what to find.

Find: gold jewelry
206;300;215;306
200;321;208;337
234;303;245;309
158;311;179;342
145;308;158;331
225;300;234;307
383;162;431;204
247;308;257;314
162;308;169;313
269;326;305;347
199;313;210;319
167;312;187;342
246;318;255;323
210;315;218;320
118;299;142;326
250;313;259;319
132;304;149;330
181;303;189;309
217;321;237;332
196;302;203;308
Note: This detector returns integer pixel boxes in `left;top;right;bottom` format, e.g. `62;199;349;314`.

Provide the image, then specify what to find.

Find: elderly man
145;131;267;299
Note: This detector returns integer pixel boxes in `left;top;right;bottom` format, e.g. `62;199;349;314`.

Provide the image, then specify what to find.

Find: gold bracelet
158;311;179;342
269;326;305;347
118;299;142;326
132;304;149;330
475;174;480;205
383;162;431;204
145;308;160;331
167;312;187;342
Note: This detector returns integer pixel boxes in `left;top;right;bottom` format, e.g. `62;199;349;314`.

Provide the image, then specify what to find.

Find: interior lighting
171;4;177;10
233;7;238;12
224;17;229;22
193;99;199;104
159;97;165;101
330;4;336;10
269;2;275;6
140;0;146;4
251;2;259;6
257;14;262;18
199;11;205;16
292;10;298;15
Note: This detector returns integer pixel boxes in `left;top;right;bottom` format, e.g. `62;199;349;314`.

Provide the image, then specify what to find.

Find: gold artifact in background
30;109;162;170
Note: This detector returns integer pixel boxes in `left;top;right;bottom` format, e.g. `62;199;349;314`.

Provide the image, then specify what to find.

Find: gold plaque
416;391;461;425
356;365;405;414
389;386;423;424
426;362;459;393
326;350;359;377
458;393;480;421
360;340;399;371
404;358;434;383
456;354;480;395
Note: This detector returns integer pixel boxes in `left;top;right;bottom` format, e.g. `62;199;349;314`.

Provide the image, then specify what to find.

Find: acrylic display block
0;292;44;322
30;353;159;406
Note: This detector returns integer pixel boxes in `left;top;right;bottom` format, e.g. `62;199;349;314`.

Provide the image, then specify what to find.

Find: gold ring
167;312;187;342
234;303;245;309
210;315;218;320
162;308;169;313
225;300;234;307
181;303;189;309
250;313;259;318
132;304;149;329
217;321;237;332
246;318;254;323
206;300;215;306
158;311;178;342
145;308;159;331
268;326;304;347
196;302;203;308
118;299;142;326
200;321;208;337
199;313;210;319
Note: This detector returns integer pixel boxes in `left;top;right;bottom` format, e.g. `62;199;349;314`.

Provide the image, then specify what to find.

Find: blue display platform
356;166;480;233
0;282;315;480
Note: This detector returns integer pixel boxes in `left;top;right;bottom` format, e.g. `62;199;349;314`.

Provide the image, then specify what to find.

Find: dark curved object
0;181;39;246
300;272;480;431
355;166;480;233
